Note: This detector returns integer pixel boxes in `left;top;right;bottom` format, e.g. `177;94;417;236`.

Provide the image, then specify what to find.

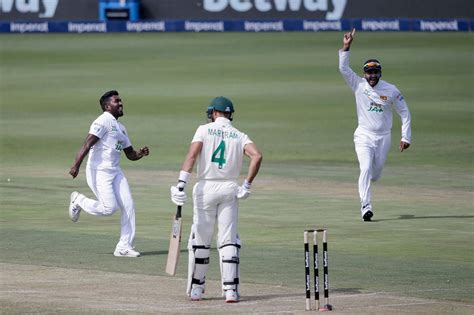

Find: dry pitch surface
2;263;472;314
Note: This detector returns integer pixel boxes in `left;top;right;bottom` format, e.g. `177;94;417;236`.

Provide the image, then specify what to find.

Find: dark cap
209;96;234;113
363;59;382;72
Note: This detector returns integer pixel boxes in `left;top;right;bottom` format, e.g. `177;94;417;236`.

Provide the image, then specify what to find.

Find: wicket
304;228;332;311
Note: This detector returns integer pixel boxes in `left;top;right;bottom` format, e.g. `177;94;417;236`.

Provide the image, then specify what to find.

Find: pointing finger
351;28;356;37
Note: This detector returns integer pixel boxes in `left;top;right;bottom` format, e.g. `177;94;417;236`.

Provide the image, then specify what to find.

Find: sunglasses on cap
363;61;381;73
365;69;381;74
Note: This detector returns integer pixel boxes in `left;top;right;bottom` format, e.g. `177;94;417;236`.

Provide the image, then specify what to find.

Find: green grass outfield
1;32;473;312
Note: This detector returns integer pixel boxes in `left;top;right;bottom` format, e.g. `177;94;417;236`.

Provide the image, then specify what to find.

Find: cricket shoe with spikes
114;248;141;257
361;204;373;222
225;289;239;303
69;191;82;222
190;286;204;301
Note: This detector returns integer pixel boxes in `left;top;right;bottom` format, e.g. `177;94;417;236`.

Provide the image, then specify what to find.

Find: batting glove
170;171;190;206
170;183;187;206
237;180;251;200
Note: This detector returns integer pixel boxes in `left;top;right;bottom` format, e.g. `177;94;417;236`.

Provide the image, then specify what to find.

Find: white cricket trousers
354;128;391;207
186;180;240;294
191;180;239;247
78;167;136;251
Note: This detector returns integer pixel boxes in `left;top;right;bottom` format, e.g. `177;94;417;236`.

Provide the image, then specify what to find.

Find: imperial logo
203;0;347;20
10;22;48;32
245;21;284;32
127;21;166;32
1;0;59;18
185;21;224;32
68;22;106;33
362;20;400;31
420;20;458;31
303;20;341;31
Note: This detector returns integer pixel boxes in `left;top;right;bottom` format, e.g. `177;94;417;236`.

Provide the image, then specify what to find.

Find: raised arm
342;28;355;51
339;29;361;92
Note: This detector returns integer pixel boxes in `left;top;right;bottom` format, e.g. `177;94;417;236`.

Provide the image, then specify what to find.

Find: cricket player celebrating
170;96;262;303
339;29;412;221
68;90;149;257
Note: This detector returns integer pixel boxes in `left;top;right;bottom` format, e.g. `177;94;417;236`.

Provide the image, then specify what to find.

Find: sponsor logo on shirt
115;141;124;151
368;102;383;113
396;93;404;101
363;89;384;112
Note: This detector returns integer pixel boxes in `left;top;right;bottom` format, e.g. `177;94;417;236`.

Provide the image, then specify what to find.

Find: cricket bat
165;189;183;276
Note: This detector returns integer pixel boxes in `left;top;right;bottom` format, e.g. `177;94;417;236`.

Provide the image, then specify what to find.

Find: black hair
99;90;119;111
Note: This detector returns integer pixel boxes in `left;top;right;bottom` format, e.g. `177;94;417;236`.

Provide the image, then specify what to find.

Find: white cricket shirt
339;50;411;143
192;117;253;181
87;111;131;170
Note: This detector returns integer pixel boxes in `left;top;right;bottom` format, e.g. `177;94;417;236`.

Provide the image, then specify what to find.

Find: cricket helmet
207;96;234;121
363;59;382;73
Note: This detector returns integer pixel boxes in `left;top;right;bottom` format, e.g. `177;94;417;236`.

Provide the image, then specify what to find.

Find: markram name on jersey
207;128;239;139
193;117;253;181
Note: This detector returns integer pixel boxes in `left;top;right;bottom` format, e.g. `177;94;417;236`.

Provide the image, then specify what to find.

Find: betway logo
203;0;347;20
1;0;58;18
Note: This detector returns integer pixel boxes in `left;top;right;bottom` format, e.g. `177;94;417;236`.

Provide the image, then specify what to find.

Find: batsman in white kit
68;90;149;257
339;29;412;221
170;96;262;303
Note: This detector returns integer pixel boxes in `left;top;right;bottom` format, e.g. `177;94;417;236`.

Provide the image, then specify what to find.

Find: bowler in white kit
339;30;412;221
170;96;262;302
68;90;149;257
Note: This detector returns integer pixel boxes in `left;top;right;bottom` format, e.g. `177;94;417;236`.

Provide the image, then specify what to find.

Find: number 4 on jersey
211;140;226;169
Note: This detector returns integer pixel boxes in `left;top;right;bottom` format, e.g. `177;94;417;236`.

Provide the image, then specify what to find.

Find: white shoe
114;248;140;257
361;204;373;222
225;289;239;303
190;286;204;301
69;192;81;222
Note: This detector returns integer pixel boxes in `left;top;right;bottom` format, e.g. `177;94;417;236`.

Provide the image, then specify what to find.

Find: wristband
178;170;191;183
243;179;251;190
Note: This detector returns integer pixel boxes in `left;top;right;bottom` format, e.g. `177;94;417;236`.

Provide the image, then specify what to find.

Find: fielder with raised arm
170;96;262;303
339;29;412;221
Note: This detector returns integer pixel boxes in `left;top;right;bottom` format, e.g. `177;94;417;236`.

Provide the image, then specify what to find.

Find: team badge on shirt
92;123;101;133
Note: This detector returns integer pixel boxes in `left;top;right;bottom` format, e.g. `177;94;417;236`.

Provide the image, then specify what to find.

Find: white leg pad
186;230;210;296
219;243;241;293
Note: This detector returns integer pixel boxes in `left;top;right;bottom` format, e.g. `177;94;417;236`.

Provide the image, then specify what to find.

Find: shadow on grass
201;288;364;302
332;288;364;294
140;249;187;256
374;214;474;222
203;292;303;302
